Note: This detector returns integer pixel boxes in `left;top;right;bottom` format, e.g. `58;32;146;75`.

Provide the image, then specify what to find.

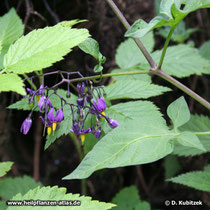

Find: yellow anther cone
81;134;85;145
36;95;41;102
47;127;52;135
52;122;57;131
101;111;106;116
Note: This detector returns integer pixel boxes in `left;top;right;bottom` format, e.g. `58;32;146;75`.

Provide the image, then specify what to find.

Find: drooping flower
77;83;85;95
38;95;52;112
93;97;106;115
92;129;102;139
69;122;91;144
77;97;84;107
27;84;45;102
47;108;64;131
40;116;52;135
20;117;32;135
107;118;119;129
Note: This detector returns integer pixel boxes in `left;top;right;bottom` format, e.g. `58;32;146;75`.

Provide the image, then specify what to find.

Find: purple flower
38;95;52;112
77;83;85;95
93;97;106;112
93;129;102;138
107;118;119;129
69;122;91;136
77;97;84;107
48;108;64;123
27;84;44;96
40;116;52;127
20;117;32;135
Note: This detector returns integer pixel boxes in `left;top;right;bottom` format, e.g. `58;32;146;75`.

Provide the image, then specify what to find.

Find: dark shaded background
0;0;210;209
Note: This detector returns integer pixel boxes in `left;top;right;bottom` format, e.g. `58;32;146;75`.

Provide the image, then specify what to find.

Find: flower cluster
20;73;119;144
21;84;64;136
69;82;119;144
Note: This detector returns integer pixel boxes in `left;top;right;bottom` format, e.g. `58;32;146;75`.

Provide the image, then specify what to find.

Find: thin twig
42;0;60;23
136;165;150;197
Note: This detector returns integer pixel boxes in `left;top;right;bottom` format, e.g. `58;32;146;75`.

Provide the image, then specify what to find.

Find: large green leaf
152;44;210;77
168;171;210;192
102;100;164;133
167;96;190;129
116;32;154;69
200;40;210;60
0;175;42;200
0;8;24;70
63;118;174;180
104;69;170;100
7;186;115;210
111;186;151;210
3;26;89;74
79;38;106;72
0;162;13;177
173;115;210;156
0;73;25;95
125;0;210;38
0;8;24;47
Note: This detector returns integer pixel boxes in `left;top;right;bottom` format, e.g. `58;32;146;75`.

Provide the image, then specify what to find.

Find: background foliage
0;0;210;209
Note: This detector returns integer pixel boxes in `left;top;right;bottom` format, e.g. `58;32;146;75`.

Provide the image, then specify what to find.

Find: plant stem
105;0;210;110
105;0;157;69
158;26;176;68
23;74;37;90
154;70;210;110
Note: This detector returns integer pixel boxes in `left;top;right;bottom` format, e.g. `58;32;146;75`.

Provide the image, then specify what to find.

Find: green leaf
135;202;151;210
0;46;9;69
152;44;210;78
57;19;87;27
8;96;34;110
0;201;7;210
116;32;154;68
200;40;210;60
102;100;165;133
173;115;210;156
79;38;106;72
167;96;190;129
164;155;181;179
3;26;89;74
63;118;174;180
0;40;2;53
168;171;210;192
104;69;170;100
0;162;13;177
111;186;151;210
204;164;210;173
0;8;24;47
7;186;115;210
0;175;42;200
176;131;205;151
0;73;25;95
125;0;210;38
158;21;198;43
